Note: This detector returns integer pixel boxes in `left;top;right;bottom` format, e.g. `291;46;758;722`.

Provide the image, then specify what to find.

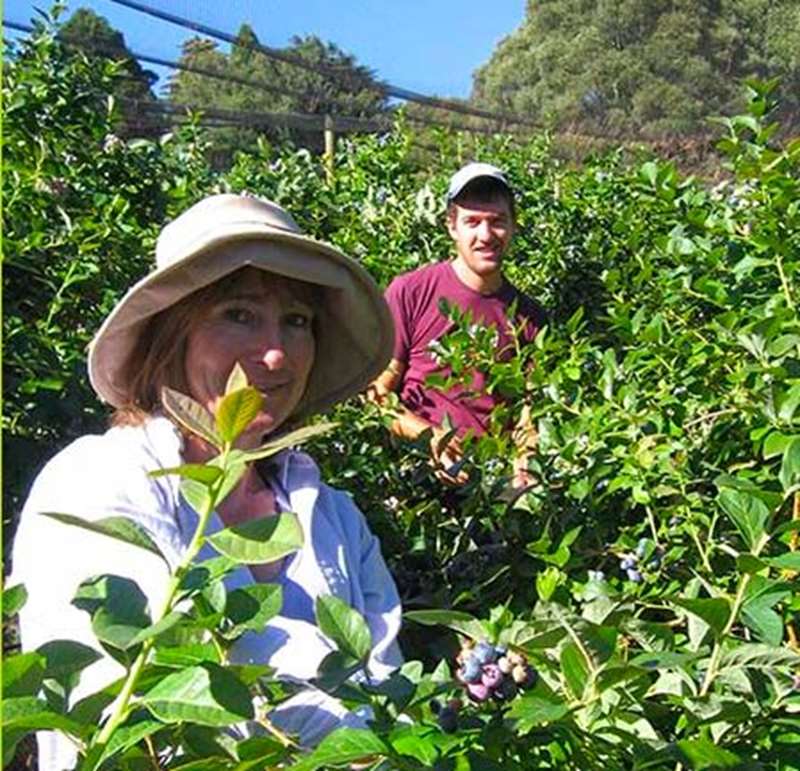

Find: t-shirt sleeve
384;276;412;362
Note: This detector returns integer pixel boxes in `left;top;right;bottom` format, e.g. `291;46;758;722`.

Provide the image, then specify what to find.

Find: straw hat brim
88;223;394;419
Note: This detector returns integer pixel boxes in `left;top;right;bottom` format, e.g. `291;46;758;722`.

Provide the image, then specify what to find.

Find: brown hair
112;268;322;427
446;177;516;223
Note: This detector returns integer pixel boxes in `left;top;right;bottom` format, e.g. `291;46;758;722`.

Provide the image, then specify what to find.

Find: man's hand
430;427;469;485
368;357;469;484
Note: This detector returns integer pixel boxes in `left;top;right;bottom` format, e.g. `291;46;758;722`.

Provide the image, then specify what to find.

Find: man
370;162;544;486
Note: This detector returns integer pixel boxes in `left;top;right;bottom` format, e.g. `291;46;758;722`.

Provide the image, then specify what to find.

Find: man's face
447;197;514;280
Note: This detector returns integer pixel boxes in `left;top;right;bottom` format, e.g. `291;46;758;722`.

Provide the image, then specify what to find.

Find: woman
11;193;402;766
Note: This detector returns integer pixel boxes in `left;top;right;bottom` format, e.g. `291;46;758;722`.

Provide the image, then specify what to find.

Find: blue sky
4;0;526;99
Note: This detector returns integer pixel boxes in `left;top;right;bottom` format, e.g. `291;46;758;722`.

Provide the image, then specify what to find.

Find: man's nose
476;220;492;240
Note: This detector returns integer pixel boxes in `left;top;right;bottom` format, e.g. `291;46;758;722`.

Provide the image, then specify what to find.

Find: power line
126;97;390;133
107;0;541;129
5;18;531;139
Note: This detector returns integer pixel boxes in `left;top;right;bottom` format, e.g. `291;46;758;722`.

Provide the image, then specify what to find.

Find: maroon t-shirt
385;261;544;435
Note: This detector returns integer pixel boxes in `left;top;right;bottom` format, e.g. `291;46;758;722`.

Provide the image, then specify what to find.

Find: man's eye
224;308;255;325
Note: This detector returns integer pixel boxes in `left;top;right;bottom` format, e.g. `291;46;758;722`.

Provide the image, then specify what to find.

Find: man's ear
446;210;458;240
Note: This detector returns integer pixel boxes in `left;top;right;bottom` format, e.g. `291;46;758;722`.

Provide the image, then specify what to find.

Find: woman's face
184;269;316;446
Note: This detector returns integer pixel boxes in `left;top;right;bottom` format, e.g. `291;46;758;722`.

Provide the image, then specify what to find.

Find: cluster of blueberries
587;539;663;585
457;640;537;702
430;641;538;733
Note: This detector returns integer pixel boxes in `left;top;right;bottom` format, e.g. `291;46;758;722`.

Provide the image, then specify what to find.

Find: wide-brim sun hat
88;193;394;419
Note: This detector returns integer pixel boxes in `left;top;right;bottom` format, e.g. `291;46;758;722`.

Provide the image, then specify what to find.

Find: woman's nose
254;320;287;369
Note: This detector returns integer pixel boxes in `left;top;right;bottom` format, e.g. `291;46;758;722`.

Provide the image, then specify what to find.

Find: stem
698;532;769;697
687;524;712;573
775;252;795;311
86;446;231;768
645;505;659;545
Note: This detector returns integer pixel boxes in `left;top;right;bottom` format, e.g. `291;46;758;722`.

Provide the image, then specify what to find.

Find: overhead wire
4;17;533;139
107;0;541;129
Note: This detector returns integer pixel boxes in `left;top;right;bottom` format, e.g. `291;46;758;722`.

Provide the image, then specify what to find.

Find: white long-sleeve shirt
11;416;402;768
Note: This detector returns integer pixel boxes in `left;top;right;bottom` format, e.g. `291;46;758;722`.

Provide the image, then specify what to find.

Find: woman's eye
224;307;256;325
286;313;312;329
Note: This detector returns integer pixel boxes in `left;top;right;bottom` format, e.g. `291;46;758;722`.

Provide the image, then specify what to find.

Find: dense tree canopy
472;0;800;136
59;8;158;135
168;24;390;155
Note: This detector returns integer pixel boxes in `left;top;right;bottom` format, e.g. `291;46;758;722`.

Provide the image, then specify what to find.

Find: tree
58;7;159;136
472;0;800;137
168;24;391;160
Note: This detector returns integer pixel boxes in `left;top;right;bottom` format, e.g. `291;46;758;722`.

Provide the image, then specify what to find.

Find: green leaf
161;387;221;448
404;609;485;640
672;597;731;639
717;488;770;550
141;663;254;726
387;724;440;766
287;727;388;771
100;712;165;764
1;696;85;736
150;464;223;485
181;477;214;517
215;386;263;444
780;437;800;492
736;554;767;573
2;584;28;617
223;584;282;639
2;652;45;698
560;642;589;700
152;644;222;669
763;431;796;460
37;640;102;681
40;513;167;564
127;610;186;647
313;650;364;692
225;362;249;395
72;575;151;650
765;552;800;570
720;642;800;671
178;556;237;599
676;737;742;768
240;422;338;463
507;692;570;735
206;512;303;564
209;451;249;506
741;575;792;645
315;595;372;662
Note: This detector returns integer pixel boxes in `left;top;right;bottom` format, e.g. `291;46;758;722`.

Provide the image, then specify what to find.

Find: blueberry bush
3;12;800;770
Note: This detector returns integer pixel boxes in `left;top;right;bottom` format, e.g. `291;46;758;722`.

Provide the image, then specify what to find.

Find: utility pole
324;114;335;183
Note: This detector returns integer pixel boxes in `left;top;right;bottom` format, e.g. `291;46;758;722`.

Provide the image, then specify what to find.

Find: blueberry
438;706;459;733
466;682;491;702
492;678;518;701
473;641;497;665
494;644;507;658
481;663;504;689
620;557;636;571
459;657;482;683
626;568;643;583
647;556;661;570
512;664;529;684
429;698;441;715
588;569;605;582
